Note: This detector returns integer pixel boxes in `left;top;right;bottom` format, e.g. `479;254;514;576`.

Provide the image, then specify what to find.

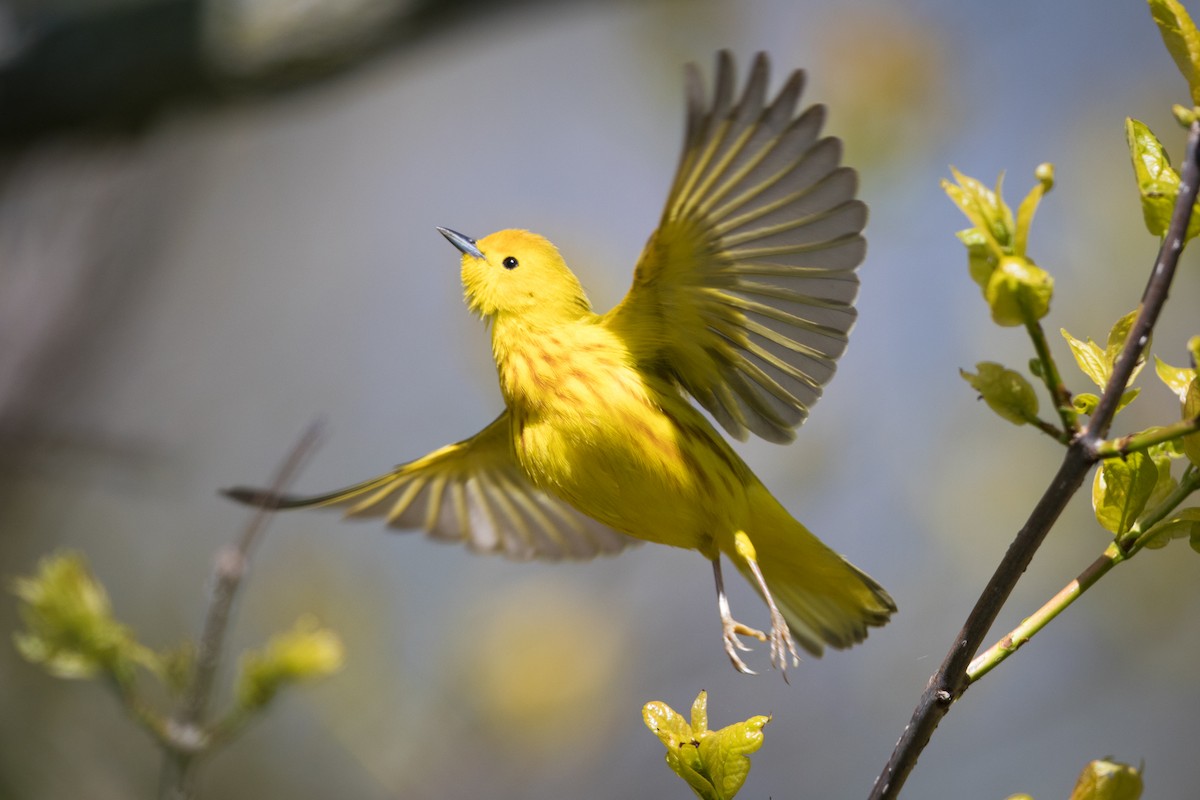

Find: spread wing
223;412;635;561
604;50;867;443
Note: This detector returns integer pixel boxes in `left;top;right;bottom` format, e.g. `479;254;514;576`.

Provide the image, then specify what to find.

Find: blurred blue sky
3;1;1199;798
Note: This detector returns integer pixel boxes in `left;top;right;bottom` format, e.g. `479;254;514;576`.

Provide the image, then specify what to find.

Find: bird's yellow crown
459;229;592;322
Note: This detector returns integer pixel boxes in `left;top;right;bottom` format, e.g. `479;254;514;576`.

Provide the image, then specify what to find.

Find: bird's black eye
502;256;519;270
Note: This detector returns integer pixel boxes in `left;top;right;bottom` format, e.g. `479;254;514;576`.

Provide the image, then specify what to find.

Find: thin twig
1026;319;1078;434
159;421;324;800
1028;415;1069;444
966;545;1121;684
868;119;1200;800
969;463;1200;682
1093;415;1200;458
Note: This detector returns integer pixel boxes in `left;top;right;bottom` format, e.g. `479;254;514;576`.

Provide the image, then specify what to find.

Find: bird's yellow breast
492;316;751;553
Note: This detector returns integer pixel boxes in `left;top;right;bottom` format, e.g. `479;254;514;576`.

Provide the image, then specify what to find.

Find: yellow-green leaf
1142;507;1200;549
1126;117;1179;236
956;227;999;289
1093;452;1158;534
943;167;1013;255
1014;163;1054;256
1073;393;1100;415
1149;0;1200;105
645;699;695;750
1154;355;1196;400
1117;387;1142;414
961;362;1039;425
643;692;770;800
1062;312;1147;394
236;615;344;710
10;550;157;685
1126;117;1200;239
1175;103;1200;125
644;697;718;800
1068;758;1143;800
1105;309;1148;384
697;713;770;800
985;256;1054;326
690;690;709;735
1147;445;1180;507
1063;329;1109;388
1184;378;1200;466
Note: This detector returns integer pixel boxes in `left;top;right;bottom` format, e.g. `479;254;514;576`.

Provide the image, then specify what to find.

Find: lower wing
223;411;636;561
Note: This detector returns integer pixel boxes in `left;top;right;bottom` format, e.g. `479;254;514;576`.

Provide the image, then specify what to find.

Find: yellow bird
226;51;895;674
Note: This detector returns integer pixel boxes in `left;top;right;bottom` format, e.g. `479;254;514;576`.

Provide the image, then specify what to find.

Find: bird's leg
733;531;801;675
711;556;768;674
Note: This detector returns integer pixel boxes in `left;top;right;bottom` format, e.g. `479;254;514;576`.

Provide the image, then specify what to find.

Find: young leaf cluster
1006;758;1144;800
10;550;343;762
864;4;1200;797
946;156;1200;561
643;691;770;800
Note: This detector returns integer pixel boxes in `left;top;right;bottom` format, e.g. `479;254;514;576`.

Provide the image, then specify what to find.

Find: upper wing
604;51;867;443
224;412;635;561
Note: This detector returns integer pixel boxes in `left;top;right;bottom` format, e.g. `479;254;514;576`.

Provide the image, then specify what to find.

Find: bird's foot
721;617;768;675
765;605;801;678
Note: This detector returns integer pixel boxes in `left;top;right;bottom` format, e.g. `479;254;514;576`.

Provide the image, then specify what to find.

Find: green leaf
1062;312;1147;394
943;167;1013;255
1074;388;1137;417
1149;0;1200;105
1117;387;1142;414
1105;309;1148;384
1063;329;1110;388
1143;507;1200;549
1125;118;1200;240
690;691;709;735
697;713;770;800
1093;452;1158;534
1126;118;1181;237
1068;757;1143;800
1014;163;1055;256
643;692;770;800
1175;103;1200;125
961;362;1039;425
644;696;715;800
946;167;1058;325
236;615;344;711
1184;378;1200;466
10;550;158;686
1147;444;1181;507
956;227;999;289
1154;355;1196;400
985;256;1054;326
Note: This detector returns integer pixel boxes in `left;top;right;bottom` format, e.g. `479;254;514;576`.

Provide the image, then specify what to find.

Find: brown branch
158;421;324;800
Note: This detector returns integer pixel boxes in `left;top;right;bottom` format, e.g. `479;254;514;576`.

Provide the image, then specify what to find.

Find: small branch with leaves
10;424;343;800
869;2;1200;796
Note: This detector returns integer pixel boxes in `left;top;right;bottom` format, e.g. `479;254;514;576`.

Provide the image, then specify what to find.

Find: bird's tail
732;483;896;657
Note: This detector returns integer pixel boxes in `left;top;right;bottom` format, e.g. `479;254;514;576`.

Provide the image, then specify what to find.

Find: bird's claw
722;618;768;674
766;607;801;676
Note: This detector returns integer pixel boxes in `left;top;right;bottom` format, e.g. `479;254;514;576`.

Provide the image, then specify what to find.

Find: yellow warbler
226;51;895;674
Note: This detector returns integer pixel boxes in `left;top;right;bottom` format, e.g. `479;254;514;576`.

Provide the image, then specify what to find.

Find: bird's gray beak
437;227;484;259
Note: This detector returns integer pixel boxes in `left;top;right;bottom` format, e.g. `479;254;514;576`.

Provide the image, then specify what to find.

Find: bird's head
439;227;591;322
